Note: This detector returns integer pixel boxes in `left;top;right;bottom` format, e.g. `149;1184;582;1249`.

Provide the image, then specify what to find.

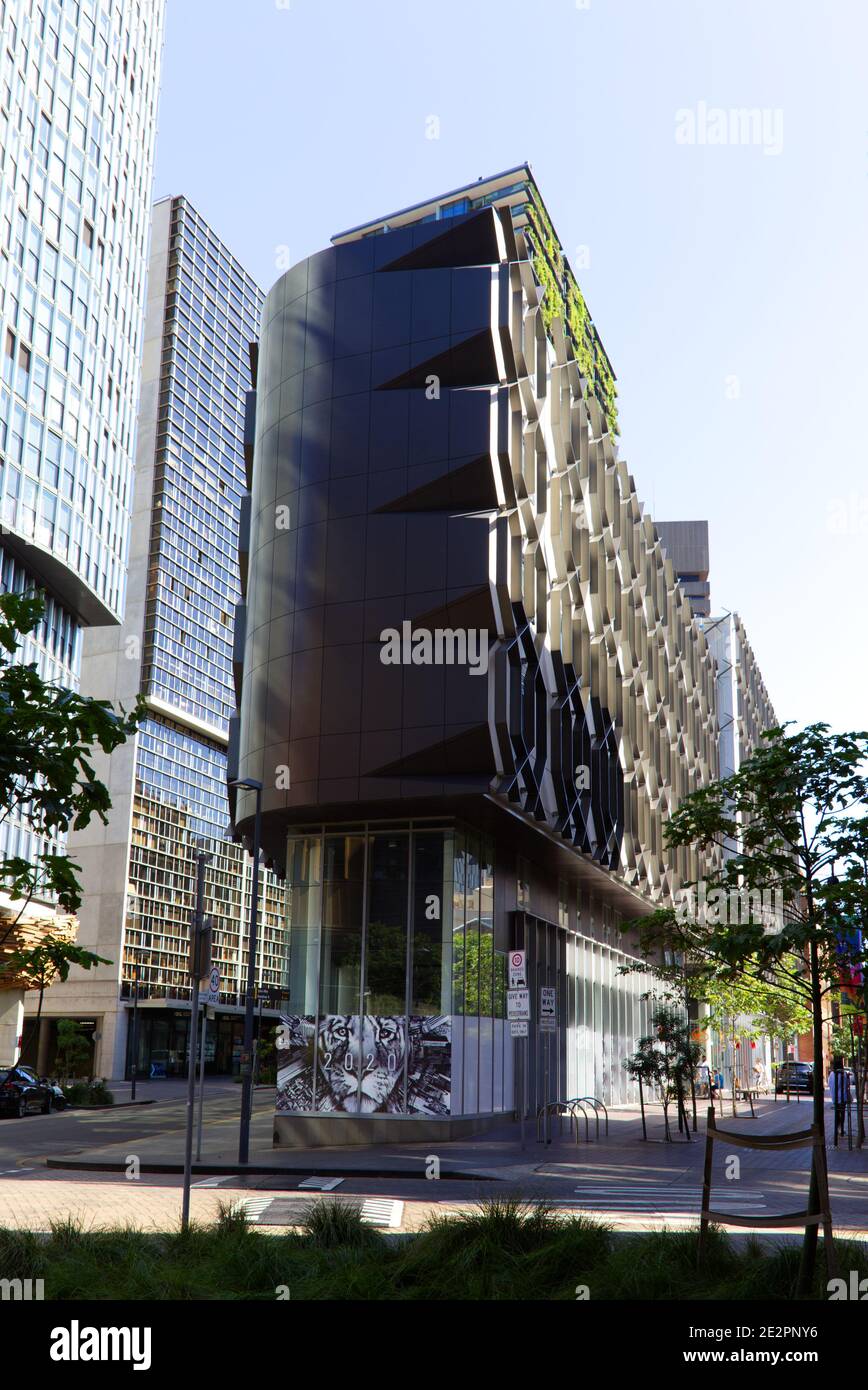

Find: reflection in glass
319;836;364;1015
365;835;408;1015
411;832;447;1015
287;884;321;1016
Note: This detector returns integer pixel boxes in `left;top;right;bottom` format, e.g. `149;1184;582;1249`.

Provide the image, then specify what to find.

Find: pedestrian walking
829;1056;851;1136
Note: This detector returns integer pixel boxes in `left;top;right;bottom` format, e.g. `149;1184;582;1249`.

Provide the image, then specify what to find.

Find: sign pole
519;1035;525;1150
508;949;529;1147
129;966;139;1102
544;1028;550;1145
195;1008;207;1163
181;851;209;1231
523;1035;529;1149
195;967;220;1163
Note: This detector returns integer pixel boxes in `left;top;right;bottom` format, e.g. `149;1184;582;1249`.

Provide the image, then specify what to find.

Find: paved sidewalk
20;1090;866;1238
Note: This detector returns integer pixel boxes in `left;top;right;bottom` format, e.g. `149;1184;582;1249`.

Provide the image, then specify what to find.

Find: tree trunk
798;940;826;1294
29;984;46;1067
857;1035;866;1149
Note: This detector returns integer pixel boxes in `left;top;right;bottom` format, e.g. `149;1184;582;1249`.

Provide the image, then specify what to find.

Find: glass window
364;834;408;1016
451;830;466;1015
286;836;321;1016
411;832;447;1015
319;834;364;1015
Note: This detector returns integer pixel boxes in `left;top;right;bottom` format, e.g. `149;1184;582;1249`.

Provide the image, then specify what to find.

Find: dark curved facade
230;205;622;871
230;174;717;1144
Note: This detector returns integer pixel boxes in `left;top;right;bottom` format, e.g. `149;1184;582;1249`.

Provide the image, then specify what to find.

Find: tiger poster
275;1014;451;1116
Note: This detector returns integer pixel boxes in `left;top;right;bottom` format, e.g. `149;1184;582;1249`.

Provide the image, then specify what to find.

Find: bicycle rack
536;1098;590;1144
568;1098;592;1143
534;1097;609;1144
574;1096;608;1139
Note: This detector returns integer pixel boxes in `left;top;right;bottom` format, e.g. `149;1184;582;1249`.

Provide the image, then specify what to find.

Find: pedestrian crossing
233;1196;274;1222
359;1198;404;1228
224;1193;405;1229
569;1183;767;1215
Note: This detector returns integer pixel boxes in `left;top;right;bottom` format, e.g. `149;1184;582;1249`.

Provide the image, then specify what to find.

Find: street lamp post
230;777;263;1166
130;965;140;1102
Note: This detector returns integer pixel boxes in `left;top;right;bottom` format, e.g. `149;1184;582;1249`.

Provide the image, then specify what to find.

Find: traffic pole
130;967;139;1102
237;784;262;1166
195;1008;207;1162
181;851;208;1231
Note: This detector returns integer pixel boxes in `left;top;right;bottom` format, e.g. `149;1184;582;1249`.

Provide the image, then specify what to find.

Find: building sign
507;989;530;1022
508;951;527;989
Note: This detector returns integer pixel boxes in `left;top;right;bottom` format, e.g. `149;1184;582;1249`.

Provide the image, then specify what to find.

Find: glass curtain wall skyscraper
29;196;287;1080
0;0;165;1061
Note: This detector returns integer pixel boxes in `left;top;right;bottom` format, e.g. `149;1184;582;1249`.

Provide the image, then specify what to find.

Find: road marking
297;1176;343;1191
360;1198;404;1229
233;1197;274;1223
192;1176;238;1187
571;1184;768;1213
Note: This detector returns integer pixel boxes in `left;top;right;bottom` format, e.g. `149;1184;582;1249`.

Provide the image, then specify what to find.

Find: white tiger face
318;1016;406;1113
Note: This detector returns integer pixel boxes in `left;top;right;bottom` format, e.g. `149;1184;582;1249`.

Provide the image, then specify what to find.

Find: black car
0;1065;53;1117
774;1061;814;1095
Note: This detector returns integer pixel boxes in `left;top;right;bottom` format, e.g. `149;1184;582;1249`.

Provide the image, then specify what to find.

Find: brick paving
0;1085;865;1239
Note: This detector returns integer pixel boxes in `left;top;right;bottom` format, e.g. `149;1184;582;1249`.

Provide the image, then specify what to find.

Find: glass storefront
125;1009;266;1079
278;822;656;1124
279;824;512;1119
566;933;654;1105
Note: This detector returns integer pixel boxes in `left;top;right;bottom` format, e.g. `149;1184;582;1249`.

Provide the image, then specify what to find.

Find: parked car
0;1065;53;1117
774;1061;814;1095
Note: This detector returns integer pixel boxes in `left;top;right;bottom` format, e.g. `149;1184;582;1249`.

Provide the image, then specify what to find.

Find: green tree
623;1006;700;1142
54;1017;93;1080
629;723;868;1284
691;973;813;1104
5;938;111;1060
0;590;141;949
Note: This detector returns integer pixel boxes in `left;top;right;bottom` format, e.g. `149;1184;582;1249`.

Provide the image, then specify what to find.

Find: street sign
507;988;530;1022
510;1020;528;1038
189;915;213;979
202;965;220;1006
508;950;527;989
540;986;557;1032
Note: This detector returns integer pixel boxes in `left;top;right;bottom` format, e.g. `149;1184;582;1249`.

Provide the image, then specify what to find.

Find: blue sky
154;0;868;734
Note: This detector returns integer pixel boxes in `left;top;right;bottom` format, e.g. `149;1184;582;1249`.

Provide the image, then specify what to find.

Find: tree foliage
627;724;868;1029
0;590;141;943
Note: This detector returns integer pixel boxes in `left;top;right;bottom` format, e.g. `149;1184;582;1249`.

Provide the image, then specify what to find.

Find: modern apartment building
701;612;777;783
655;521;782;1079
230;164;724;1144
657;520;711;618
0;0;165;1061
25;196;287;1080
655;521;776;781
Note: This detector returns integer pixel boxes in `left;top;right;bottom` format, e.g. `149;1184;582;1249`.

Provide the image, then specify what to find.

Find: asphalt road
0;1079;274;1165
1;1084;866;1239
